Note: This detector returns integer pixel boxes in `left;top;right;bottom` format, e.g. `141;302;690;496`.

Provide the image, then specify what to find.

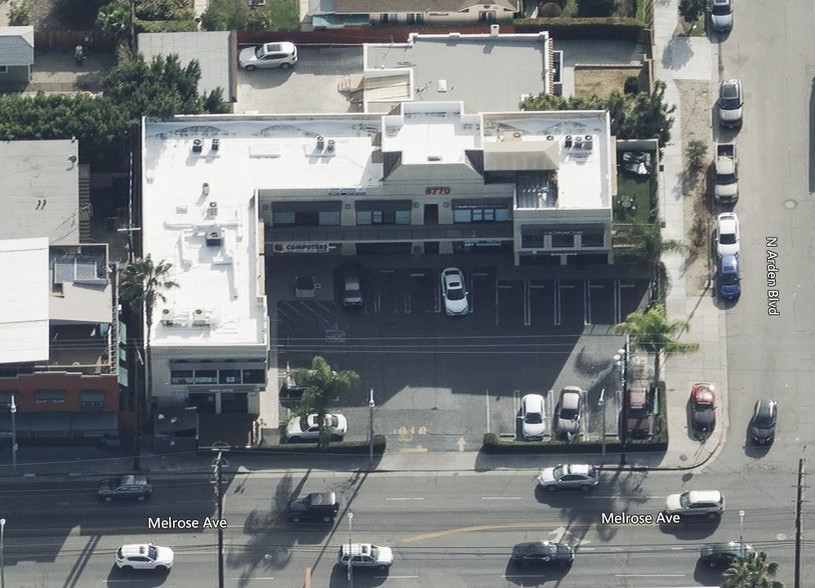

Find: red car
690;383;716;433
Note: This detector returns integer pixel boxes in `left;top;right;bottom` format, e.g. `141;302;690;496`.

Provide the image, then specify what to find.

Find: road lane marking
481;496;522;500
374;576;419;579
399;521;658;544
485;388;491;433
385;497;425;501
615;574;686;578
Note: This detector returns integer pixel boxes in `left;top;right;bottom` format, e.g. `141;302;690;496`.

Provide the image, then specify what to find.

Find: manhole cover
785;199;797;209
777;533;787;541
679;454;688;461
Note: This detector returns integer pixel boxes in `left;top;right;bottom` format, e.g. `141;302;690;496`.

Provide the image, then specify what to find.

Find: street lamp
368;389;375;464
9;395;17;473
347;512;354;588
1;518;6;588
598;388;606;463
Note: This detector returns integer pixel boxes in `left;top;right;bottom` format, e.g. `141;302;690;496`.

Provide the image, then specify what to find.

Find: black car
287;491;339;523
511;541;574;567
98;475;152;502
699;542;754;567
751;400;778;445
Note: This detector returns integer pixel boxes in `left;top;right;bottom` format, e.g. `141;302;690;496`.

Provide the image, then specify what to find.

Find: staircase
78;164;92;242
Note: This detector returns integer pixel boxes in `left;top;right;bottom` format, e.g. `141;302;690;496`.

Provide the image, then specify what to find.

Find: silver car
719;79;743;128
556;387;582;436
710;0;733;32
239;42;297;71
537;464;599;492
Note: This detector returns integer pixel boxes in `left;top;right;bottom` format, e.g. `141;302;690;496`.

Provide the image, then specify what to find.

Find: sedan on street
98;475;152;502
719;79;743;128
751;399;778;445
537;464;599;491
717;254;741;300
116;544;174;571
716;212;739;258
441;267;469;316
690;383;716;433
512;541;574;566
709;0;733;32
699;542;754;567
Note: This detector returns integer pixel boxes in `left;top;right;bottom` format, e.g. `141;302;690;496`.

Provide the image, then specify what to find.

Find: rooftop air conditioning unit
192;139;203;153
192;309;211;326
206;229;223;247
211;138;220;151
208;201;218;217
564;135;573;148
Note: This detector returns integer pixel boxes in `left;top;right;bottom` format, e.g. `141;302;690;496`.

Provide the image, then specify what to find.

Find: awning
484;141;561;171
0;412;118;436
312;13;370;27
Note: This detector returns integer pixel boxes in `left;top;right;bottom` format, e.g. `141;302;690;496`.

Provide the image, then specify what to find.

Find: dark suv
98;475;152;502
751;400;778;445
511;541;574;567
699;542;754;567
287;492;340;523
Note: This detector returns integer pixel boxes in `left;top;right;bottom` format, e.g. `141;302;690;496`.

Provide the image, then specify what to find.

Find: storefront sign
328;188;367;196
272;243;330;254
425;187;451;195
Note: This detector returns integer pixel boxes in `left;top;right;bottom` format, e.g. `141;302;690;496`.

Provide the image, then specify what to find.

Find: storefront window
272;212;295;226
318;211;340;226
171;370;194;385
243;369;266;384
453;206;509;223
551;234;575;248
219;370;242;384
582;232;605;247
522;235;544;248
194;370;218;384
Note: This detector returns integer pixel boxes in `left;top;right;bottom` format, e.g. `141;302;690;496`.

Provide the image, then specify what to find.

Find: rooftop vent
207;201;218;217
583;135;594;150
564;135;573;148
206;229;223;247
326;139;336;153
211;138;220;151
546;135;555;141
427;155;443;161
490;24;500;36
316;135;325;150
438;79;448;93
192;139;203;153
202;182;210;196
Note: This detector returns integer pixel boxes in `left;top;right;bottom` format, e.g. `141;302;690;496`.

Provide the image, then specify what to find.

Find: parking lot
270;257;649;452
235;45;363;114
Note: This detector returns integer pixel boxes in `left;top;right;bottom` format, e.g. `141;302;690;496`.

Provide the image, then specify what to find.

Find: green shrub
54;0;113;29
136;0;194;20
8;0;31;26
514;17;643;41
253;435;387;454
577;0;617;17
624;75;640;94
539;2;563;17
136;18;199;32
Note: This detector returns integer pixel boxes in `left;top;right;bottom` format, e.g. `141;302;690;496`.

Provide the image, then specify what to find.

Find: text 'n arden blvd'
767;237;779;316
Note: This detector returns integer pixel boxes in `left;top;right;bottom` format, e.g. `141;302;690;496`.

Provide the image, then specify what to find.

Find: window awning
484;141;560;171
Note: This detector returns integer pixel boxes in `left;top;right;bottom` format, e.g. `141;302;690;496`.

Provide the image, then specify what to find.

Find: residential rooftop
363;31;549;113
0;140;79;244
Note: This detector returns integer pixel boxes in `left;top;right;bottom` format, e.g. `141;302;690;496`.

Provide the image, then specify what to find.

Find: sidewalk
653;0;728;469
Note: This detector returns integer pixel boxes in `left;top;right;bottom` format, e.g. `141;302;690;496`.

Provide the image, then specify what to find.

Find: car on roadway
285;413;348;442
98;475;152;502
441;267;469;316
717;254;741;300
751;399;778;445
716;212;740;258
338;543;394;570
239;42;298;71
690;383;716;434
287;491;340;523
511;541;574;567
537;463;600;492
556;386;582;436
520;393;546;441
115;544;174;571
719;79;743;128
699;542;755;567
709;0;733;32
664;490;725;519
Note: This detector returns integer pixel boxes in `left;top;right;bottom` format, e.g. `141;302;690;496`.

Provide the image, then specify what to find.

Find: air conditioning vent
427;155;443;161
211;138;220;151
192;308;212;327
206;229;223;247
208;201;218;217
192;139;203;153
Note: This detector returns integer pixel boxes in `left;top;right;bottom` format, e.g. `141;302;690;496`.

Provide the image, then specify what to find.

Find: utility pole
794;456;805;588
368;388;375;464
598;388;606;463
132;344;144;471
9;395;17;473
211;444;230;588
347;512;354;588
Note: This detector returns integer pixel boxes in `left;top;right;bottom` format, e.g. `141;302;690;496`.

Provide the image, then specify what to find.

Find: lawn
615;172;657;225
557;0;640;18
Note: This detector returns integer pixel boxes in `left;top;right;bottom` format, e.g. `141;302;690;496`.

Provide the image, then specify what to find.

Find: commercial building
0;239;119;443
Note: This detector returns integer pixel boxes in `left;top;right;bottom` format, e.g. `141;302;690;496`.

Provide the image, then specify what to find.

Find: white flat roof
483;111;612;209
143;121;283;348
382;102;482;165
0;238;49;364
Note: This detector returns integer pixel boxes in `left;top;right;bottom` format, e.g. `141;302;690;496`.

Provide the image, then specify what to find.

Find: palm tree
625;223;686;264
722;551;784;588
614;304;699;380
120;255;179;466
293;356;361;449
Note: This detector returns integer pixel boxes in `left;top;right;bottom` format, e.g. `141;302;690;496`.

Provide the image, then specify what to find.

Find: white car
521;394;546;440
338;543;394;570
285;413;348;442
709;0;733;32
664;490;725;519
719;79;743;128
556;386;582;436
716;212;739;257
441;267;469;316
239;42;297;71
115;544;174;571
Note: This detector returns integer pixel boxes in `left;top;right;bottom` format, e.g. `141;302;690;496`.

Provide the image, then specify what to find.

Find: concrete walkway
653;1;727;469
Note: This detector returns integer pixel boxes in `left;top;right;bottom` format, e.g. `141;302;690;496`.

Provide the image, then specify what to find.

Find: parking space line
523;279;531;326
434;278;441;313
513;390;520;422
554;280;561;326
278;301;310;322
585;279;591;325
296;302;334;325
547;389;555;437
404;292;411;314
485;389;491;433
374;293;381;314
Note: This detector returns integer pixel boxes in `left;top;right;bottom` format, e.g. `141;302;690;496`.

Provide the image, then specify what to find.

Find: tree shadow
661;36;694;70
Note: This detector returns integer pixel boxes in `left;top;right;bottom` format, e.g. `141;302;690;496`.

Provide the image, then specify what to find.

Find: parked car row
520;388;584;440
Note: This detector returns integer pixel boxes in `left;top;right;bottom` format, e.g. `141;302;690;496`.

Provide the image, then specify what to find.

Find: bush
8;0;31;26
678;0;706;23
686;138;708;169
624;75;640;94
136;0;195;20
577;0;617;17
514;17;643;41
54;0;113;29
201;0;247;30
136;18;199;32
539;2;562;17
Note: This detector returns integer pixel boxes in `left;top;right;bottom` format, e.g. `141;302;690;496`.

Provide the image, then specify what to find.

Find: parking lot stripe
554;280;561;326
485;388;491;433
523;279;531;326
404;293;411;314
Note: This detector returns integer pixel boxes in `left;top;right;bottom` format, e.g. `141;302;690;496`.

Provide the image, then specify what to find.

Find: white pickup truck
714;143;738;204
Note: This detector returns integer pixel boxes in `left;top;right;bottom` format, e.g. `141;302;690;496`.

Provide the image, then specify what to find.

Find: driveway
235;45;363;114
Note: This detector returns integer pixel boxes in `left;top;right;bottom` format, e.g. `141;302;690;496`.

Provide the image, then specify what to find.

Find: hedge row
244;434;387;455
136;19;199;33
514;17;645;41
482;381;668;454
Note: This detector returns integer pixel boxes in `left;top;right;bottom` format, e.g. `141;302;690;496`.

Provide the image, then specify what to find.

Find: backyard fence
34;30;115;51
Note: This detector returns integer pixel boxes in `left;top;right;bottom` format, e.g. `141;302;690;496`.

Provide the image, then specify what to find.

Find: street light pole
1;518;6;588
347;512;354;588
9;395;17;473
598;388;606;463
368;389;375;464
